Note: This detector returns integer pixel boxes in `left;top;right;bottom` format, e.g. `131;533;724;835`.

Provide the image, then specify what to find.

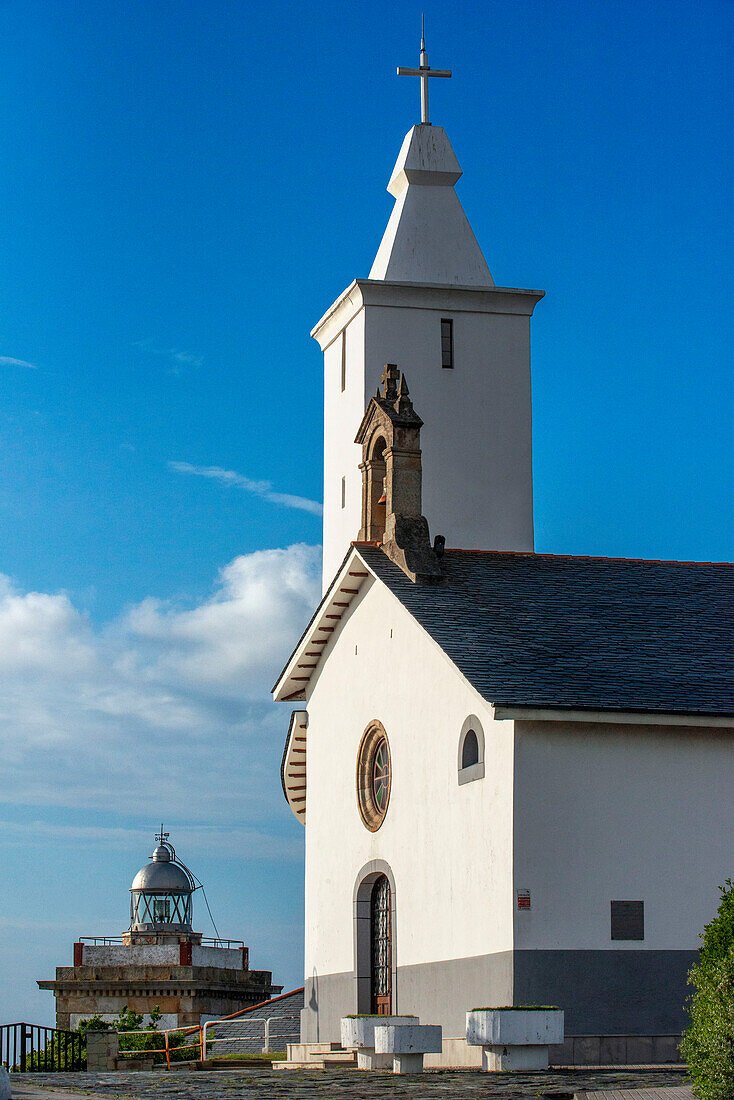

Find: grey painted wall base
549;1034;683;1066
302;948;695;1047
302;971;354;1044
514;950;697;1035
395;952;513;1038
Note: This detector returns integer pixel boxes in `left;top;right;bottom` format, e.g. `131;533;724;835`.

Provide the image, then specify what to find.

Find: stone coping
16;1067;690;1098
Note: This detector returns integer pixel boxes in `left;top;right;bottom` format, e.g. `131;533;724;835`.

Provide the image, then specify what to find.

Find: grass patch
210;1051;286;1063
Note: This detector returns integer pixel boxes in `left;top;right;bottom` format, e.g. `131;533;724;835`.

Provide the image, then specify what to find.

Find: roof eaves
494;703;734;726
271;544;377;701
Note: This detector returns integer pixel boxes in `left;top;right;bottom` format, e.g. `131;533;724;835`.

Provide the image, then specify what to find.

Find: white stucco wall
512;720;734;950
319;284;539;585
322;309;365;585
303;577;515;988
364;303;533;554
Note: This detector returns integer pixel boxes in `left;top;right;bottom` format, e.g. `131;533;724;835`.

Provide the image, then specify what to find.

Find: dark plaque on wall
611;900;644;940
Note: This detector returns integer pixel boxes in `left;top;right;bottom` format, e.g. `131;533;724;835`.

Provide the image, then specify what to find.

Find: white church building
273;38;734;1065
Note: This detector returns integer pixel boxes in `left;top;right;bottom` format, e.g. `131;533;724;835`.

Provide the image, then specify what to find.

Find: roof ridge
442;548;734;568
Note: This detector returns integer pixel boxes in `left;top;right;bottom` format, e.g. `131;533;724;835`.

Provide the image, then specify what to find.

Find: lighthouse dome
130;858;191;893
129;831;195;933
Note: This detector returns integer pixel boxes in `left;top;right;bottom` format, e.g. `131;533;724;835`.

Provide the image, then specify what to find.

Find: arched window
458;716;485;785
367;437;387;543
461;729;479;769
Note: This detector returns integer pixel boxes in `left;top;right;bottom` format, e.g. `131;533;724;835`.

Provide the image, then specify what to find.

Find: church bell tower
313;29;544;585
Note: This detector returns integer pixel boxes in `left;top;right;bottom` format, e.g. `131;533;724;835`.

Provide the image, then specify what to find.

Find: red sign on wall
517;890;531;910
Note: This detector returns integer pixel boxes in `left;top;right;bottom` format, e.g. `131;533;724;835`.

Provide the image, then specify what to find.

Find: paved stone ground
14;1067;689;1099
577;1089;693;1100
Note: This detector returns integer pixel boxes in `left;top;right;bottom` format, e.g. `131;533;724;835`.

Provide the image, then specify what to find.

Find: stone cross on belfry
397;16;451;125
380;363;400;401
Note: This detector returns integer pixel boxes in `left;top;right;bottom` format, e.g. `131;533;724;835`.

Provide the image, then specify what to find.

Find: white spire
370;29;494;287
369;124;495;286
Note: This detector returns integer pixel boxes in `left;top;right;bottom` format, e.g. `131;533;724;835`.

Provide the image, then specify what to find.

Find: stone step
273;1052;359;1071
286;1042;341;1060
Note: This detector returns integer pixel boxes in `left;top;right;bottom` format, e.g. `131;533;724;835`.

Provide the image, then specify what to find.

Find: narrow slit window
441;319;454;369
341;476;346;509
340;330;347;392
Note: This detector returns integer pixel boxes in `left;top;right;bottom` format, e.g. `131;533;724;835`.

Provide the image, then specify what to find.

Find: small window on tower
341;476;346;509
441;319;454;369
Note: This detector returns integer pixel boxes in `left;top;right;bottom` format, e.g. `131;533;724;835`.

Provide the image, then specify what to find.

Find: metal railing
0;1011;298;1075
114;1015;299;1068
116;1026;203;1068
79;935;245;949
202;1015;300;1056
0;1023;85;1073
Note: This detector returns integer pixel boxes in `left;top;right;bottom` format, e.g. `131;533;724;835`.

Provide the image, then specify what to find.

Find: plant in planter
466;1005;564;1072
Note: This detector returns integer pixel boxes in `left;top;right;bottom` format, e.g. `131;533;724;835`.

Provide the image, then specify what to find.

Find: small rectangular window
441;318;454;369
341;476;346;509
611;900;644;940
340;330;346;392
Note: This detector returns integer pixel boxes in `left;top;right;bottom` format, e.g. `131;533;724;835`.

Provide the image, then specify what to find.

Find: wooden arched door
370;874;392;1014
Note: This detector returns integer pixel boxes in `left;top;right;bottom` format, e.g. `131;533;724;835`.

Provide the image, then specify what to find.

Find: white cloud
0;355;37;369
169;461;323;517
133;340;204;370
0;545;321;820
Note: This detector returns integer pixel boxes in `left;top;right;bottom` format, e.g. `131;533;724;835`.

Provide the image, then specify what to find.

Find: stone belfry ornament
355;365;443;584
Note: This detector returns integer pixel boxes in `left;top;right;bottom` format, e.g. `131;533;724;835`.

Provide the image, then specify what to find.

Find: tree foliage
681;879;734;1100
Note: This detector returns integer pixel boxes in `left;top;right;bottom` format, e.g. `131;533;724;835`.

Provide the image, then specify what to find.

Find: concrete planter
466;1008;564;1071
375;1023;442;1074
341;1016;417;1070
340;1016;416;1050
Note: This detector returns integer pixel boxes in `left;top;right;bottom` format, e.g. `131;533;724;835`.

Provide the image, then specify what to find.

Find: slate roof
357;545;734;716
206;988;304;1052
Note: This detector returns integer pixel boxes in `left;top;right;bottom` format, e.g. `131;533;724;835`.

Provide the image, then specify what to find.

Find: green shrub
681;879;734;1100
78;1005;197;1065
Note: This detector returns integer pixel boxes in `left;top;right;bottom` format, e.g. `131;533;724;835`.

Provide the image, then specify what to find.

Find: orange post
199;1026;204;1063
164;1029;170;1070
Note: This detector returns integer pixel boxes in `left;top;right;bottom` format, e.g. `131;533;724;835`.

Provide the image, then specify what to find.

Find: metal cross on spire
397;15;451;125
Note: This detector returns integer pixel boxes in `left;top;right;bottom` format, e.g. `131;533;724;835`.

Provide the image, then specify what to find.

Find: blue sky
0;0;732;1024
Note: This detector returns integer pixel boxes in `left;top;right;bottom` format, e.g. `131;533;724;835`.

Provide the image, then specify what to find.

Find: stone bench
374;1022;443;1074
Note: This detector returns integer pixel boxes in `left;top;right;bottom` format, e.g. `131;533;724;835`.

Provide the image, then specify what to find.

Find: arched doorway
370;874;392;1014
353;861;397;1016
